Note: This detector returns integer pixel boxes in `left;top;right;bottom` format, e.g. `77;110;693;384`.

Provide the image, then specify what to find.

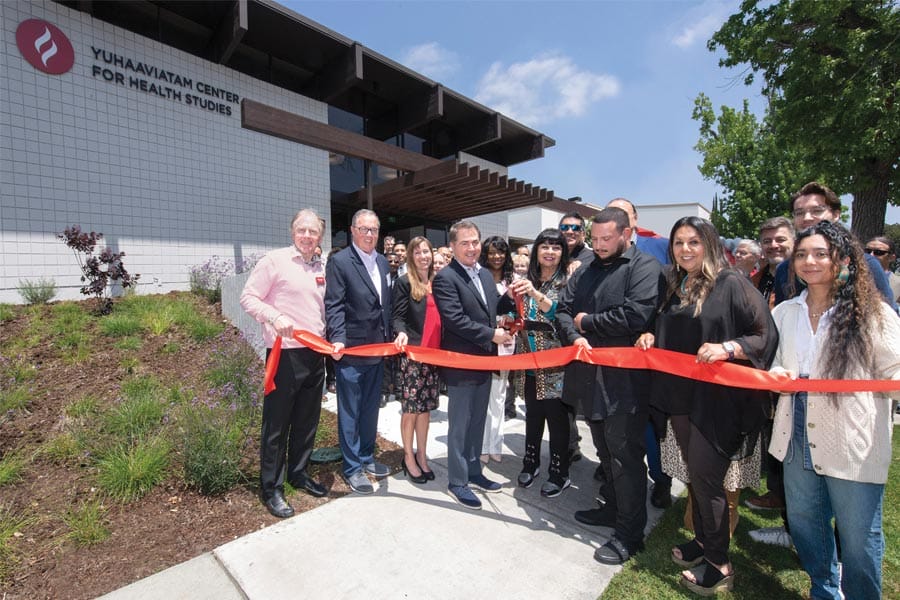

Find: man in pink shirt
240;209;329;518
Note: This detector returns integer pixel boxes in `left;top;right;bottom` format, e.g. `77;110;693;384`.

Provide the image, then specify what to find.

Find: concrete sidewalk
101;393;682;600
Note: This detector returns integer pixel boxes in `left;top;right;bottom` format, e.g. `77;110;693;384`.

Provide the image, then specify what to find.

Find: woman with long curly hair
769;221;900;600
508;228;572;496
478;236;515;463
391;236;441;484
636;216;778;595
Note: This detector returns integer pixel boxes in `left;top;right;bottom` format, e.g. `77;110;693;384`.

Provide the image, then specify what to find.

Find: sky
286;1;900;225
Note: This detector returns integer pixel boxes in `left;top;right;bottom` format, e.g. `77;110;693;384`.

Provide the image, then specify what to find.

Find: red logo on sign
16;19;75;75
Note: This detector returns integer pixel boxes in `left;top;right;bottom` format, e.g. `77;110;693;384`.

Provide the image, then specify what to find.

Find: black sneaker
574;506;616;527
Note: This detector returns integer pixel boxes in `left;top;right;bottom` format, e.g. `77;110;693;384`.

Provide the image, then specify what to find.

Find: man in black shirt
557;207;664;565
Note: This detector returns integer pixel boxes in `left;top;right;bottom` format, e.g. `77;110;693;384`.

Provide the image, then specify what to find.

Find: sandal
681;560;734;596
671;538;704;568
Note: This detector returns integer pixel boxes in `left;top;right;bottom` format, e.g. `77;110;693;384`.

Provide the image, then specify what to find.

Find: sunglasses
559;224;583;232
864;248;889;257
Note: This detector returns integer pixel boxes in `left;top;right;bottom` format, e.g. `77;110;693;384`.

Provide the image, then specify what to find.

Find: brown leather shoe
744;491;785;511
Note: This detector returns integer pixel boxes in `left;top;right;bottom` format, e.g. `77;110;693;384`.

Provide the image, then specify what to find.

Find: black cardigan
391;274;428;345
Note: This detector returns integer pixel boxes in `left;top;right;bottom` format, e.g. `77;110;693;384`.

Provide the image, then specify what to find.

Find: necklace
808;305;832;319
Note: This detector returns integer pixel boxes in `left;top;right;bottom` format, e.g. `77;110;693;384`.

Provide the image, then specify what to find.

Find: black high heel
416;457;435;481
402;456;427;484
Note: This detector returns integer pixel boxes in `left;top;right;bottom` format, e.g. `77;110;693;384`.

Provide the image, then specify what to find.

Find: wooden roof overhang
241;98;561;222
58;0;555;167
347;160;557;222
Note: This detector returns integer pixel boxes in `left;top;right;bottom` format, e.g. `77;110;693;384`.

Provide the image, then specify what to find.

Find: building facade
1;0;555;303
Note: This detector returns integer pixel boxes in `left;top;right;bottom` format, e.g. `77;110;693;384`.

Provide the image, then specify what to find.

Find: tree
710;0;900;241
692;93;812;237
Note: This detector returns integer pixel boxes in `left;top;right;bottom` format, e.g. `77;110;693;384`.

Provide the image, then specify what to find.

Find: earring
836;265;849;285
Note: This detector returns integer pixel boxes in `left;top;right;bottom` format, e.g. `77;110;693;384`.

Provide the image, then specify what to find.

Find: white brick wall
0;1;331;303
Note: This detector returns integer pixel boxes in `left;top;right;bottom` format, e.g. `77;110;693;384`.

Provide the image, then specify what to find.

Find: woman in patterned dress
509;228;572;497
392;236;441;484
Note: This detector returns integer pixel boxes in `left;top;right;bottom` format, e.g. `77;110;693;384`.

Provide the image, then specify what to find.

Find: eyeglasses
559;224;583;232
864;248;889;257
354;226;379;235
792;206;829;219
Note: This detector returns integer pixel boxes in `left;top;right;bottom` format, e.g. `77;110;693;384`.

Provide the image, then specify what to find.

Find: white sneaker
748;526;793;548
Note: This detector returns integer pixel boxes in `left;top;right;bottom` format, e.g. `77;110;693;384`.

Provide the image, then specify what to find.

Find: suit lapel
350;246;380;302
451;260;489;313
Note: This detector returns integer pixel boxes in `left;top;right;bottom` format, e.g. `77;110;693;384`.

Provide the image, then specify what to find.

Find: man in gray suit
432;220;513;510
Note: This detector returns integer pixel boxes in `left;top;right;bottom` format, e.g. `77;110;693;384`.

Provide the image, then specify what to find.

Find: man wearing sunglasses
560;211;594;273
865;236;900;303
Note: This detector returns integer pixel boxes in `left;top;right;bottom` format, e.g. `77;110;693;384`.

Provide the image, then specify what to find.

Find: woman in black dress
392;236;441;484
636;217;777;595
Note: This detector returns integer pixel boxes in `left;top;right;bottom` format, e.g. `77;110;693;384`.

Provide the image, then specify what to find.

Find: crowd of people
239;181;900;599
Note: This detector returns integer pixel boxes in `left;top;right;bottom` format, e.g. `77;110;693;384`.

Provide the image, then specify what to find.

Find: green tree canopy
693;93;812;238
710;0;900;241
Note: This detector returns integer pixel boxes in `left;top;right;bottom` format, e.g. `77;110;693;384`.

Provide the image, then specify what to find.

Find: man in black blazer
325;209;392;495
432;220;513;509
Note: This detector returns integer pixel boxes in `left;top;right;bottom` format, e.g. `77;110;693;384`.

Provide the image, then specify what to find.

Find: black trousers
523;375;572;478
589;411;648;547
260;347;325;500
671;414;732;565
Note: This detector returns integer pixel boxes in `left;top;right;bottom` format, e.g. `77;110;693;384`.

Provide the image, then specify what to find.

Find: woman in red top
392;236;442;484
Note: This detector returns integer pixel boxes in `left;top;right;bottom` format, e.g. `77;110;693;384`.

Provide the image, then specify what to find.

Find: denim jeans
783;393;885;600
335;361;383;477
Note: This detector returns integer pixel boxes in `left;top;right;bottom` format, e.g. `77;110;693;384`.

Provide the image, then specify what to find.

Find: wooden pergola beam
241;99;441;172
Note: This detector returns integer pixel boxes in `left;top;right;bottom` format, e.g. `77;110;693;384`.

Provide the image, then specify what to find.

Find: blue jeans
783;393;885;600
335;361;383;477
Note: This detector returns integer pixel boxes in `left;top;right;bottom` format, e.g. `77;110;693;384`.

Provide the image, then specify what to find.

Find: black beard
600;239;627;264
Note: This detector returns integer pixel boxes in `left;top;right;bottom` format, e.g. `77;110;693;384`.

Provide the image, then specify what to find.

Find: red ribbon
261;331;900;395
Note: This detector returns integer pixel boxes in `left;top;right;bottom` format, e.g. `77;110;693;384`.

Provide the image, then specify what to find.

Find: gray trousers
446;377;491;487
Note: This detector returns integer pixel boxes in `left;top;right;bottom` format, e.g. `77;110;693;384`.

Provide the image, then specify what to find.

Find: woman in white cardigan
769;221;900;600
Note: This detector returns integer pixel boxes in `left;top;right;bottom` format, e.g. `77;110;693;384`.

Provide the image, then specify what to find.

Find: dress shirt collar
352;241;378;267
291;244;321;266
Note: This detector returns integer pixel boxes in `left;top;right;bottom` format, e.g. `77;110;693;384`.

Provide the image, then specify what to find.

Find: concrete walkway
100;392;683;600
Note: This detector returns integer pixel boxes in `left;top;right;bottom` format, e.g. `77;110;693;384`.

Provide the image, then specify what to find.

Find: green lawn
603;425;900;599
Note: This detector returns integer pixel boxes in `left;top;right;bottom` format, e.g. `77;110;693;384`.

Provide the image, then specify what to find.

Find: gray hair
351;209;379;228
290;209;324;234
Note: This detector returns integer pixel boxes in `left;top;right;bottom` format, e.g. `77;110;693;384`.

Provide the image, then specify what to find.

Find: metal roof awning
348;160;557;222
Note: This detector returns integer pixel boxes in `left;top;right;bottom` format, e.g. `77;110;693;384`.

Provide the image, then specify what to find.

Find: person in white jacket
768;221;900;600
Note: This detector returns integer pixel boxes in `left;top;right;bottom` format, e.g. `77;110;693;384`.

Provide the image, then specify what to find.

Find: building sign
90;47;240;116
16;19;75;75
16;18;239;118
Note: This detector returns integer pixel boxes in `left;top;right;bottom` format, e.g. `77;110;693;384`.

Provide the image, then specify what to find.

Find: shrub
62;500;110;546
0;305;14;322
57;225;140;314
0;356;35;414
66;395;100;419
142;306;174;336
104;377;165;441
0;505;34;582
40;432;81;463
17;278;56;305
0;388;30;414
179;403;244;495
114;336;143;351
96;437;170;501
100;314;142;337
0;451;28;487
189;254;260;304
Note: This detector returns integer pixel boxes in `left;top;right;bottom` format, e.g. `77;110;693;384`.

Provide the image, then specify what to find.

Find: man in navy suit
432;220;513;509
325;209;392;495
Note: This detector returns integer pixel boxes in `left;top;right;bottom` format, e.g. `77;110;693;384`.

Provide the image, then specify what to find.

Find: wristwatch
722;341;736;361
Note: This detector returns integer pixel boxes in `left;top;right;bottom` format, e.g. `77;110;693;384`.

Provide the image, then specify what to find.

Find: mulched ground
0;296;399;599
